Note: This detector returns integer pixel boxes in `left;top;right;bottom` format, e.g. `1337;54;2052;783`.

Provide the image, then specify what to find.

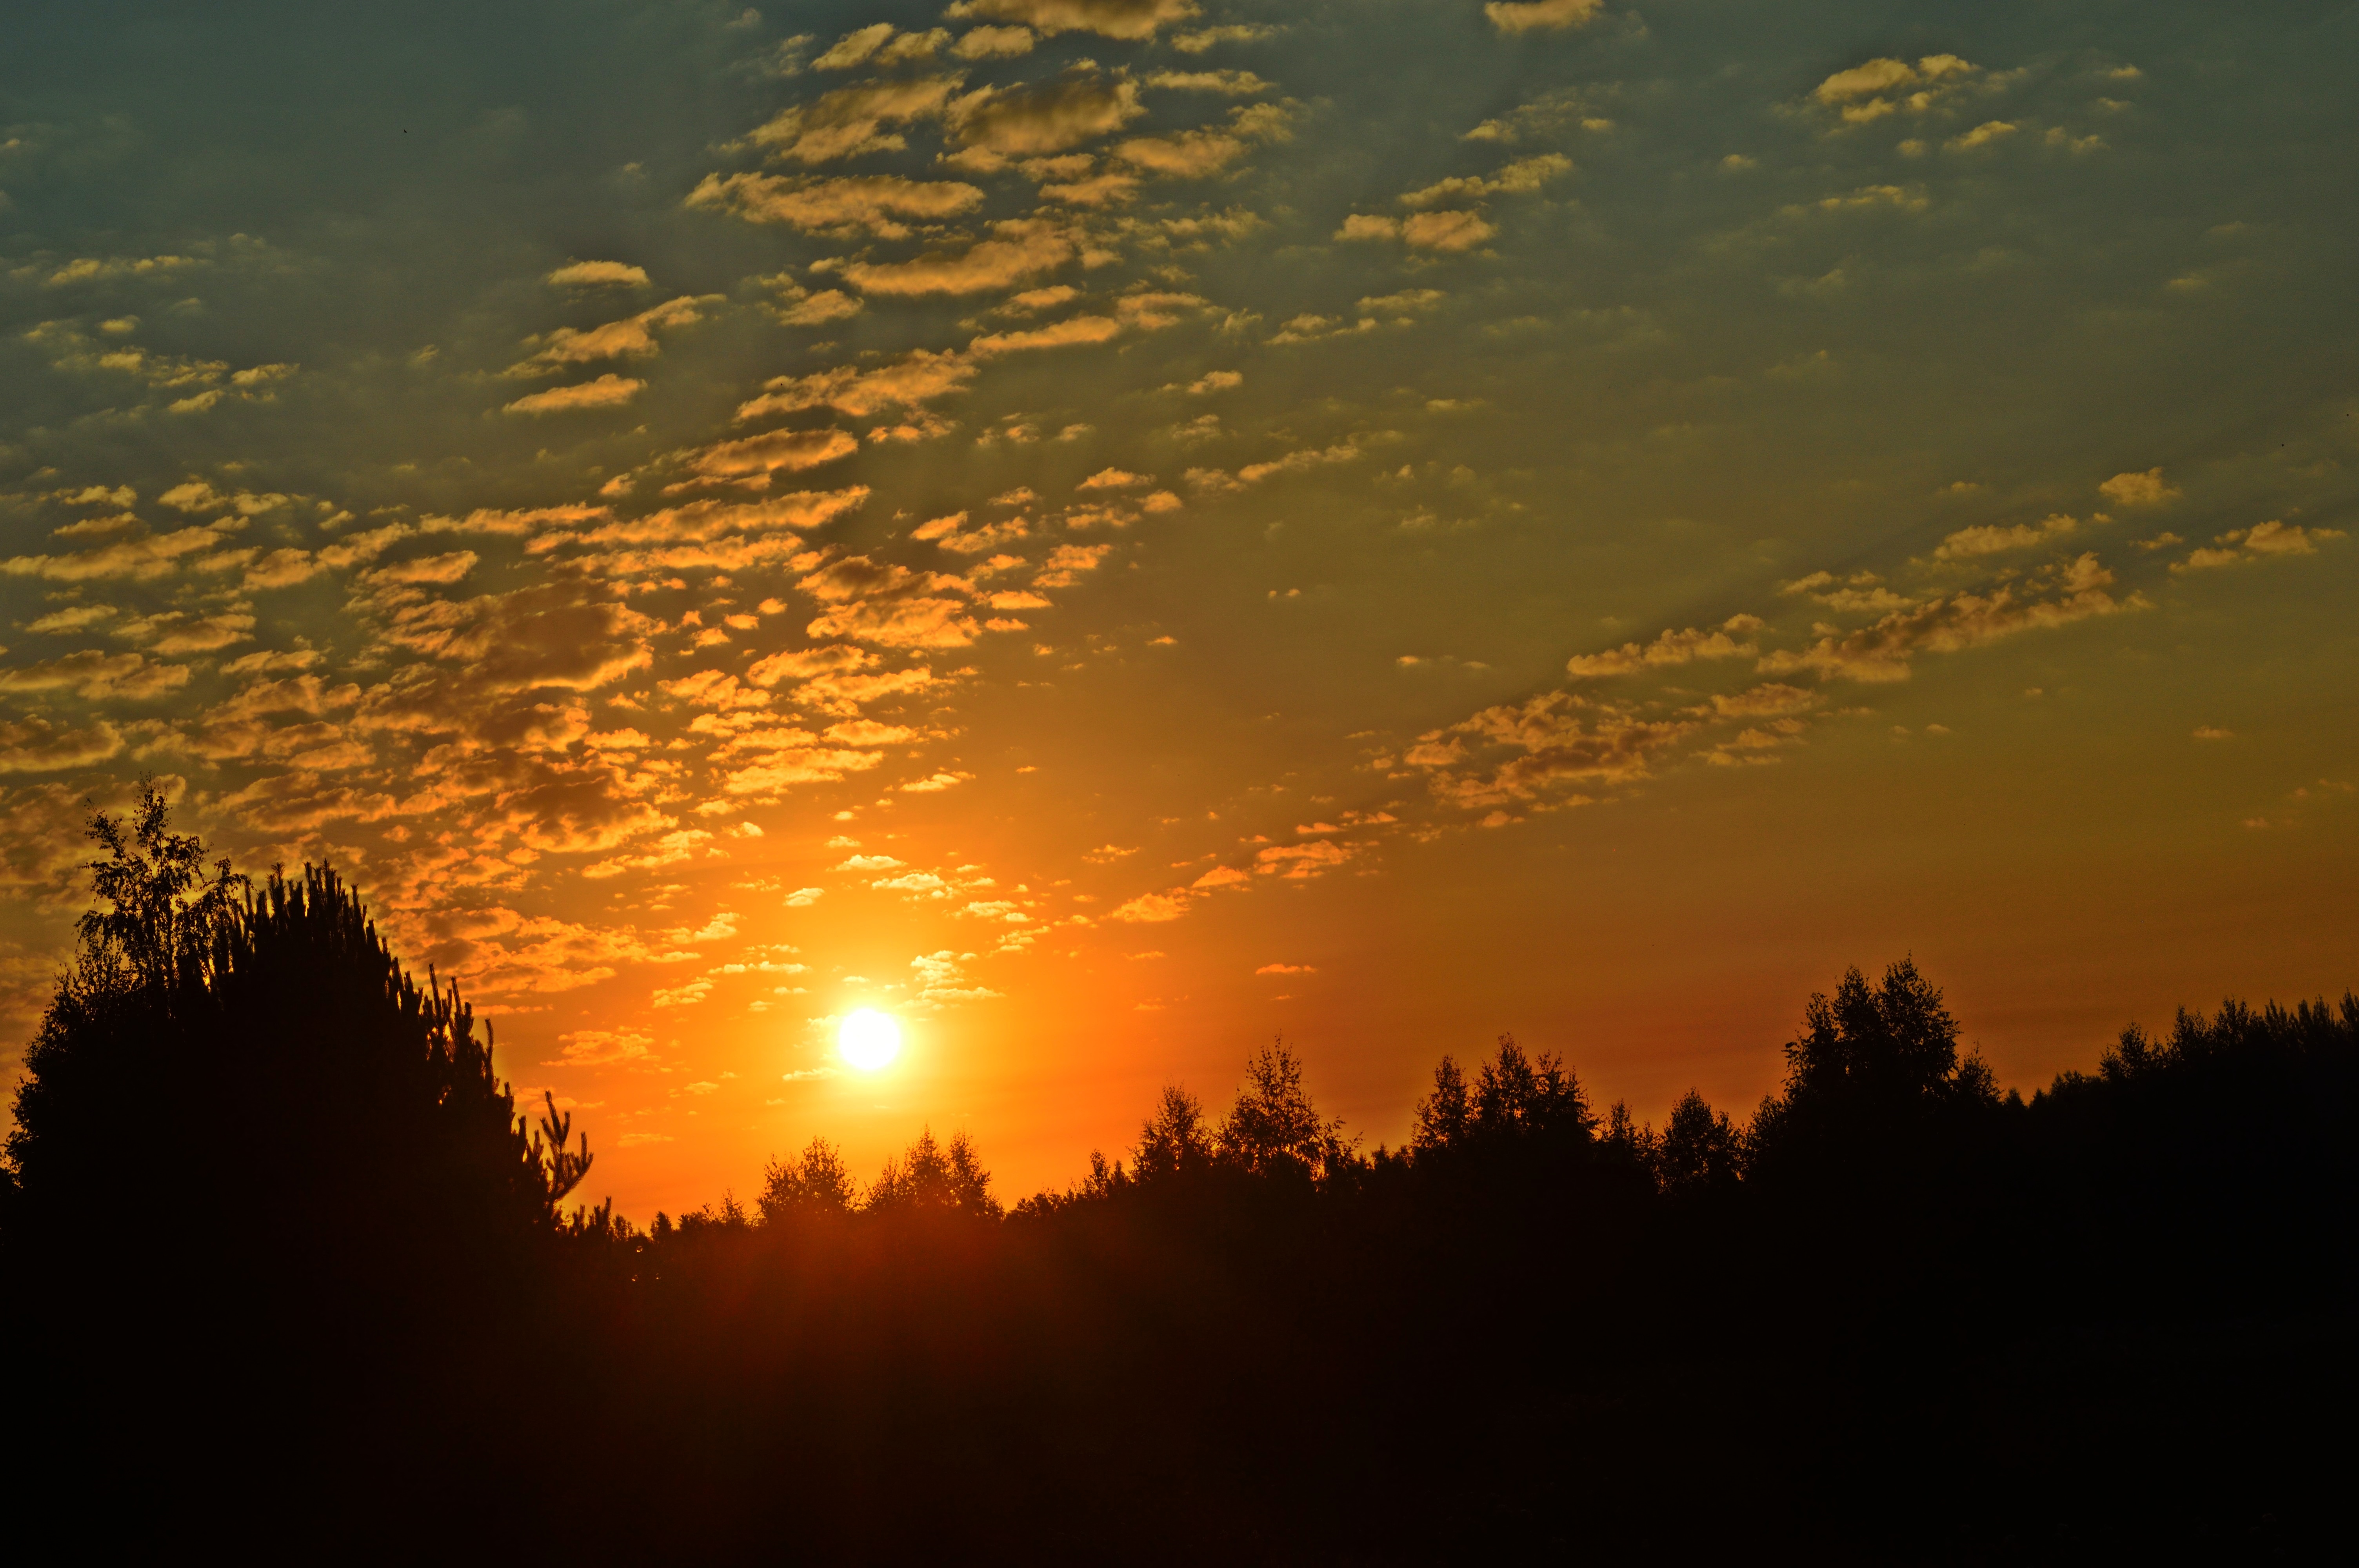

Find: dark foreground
5;799;2351;1559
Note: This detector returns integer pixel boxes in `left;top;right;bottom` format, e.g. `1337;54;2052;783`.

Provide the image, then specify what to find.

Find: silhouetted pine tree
5;784;607;1546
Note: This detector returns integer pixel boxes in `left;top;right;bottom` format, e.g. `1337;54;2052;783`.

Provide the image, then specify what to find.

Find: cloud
111;608;254;653
944;0;1199;42
747;76;965;164
1255;840;1357;878
2099;468;2181;506
769;285;864;325
682;426;861;482
362;582;658;693
1814;60;1920;104
1078;467;1151;490
686;172;983;238
1761;555;2142;681
551;1028;656;1067
546;260;647;288
2171;519;2344;572
1147;69;1270;94
1115;130;1246;178
503;374;643;415
1401;152;1570;209
1114;101;1289;178
1360;295;1451;333
1701;683;1819;720
2;521;239;583
798;555;982;648
1484;0;1604;33
1255;962;1314;975
1407;691;1693;809
954;26;1036;58
1808;54;1978;124
485;913;677;1004
840;219;1075;295
240;521;414;589
913;511;1032;555
1461;87;1607;144
737;350;974;422
1190;442;1368;491
1039;170;1139;207
1033;542;1112;587
1172;23;1276;52
24;604;116;634
584;827;718;880
506;296;716;375
1949;120;2017;151
1933;513;2077;560
0;650;189;702
0;715;123;772
721;746;887;793
947;78;1145;160
1336;211;1499;251
545;489;865;556
1780;572;1910;614
1111;890;1191;922
42;253;204;287
812;24;950;69
967;315;1123;356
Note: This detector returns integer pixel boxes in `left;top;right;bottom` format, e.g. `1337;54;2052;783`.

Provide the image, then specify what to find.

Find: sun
837;1008;903;1072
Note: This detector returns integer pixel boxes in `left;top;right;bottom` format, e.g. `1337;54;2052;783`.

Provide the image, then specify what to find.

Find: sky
2;0;2353;1217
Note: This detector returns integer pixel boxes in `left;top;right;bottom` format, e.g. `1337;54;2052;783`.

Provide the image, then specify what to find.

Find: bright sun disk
838;1008;902;1071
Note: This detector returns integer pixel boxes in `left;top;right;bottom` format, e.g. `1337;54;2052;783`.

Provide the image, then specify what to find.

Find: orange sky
2;0;2354;1217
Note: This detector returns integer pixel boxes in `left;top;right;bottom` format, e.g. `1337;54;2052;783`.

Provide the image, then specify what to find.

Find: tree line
3;786;2350;1559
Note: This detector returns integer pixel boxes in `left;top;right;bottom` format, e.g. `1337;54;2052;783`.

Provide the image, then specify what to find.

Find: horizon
2;0;2353;1220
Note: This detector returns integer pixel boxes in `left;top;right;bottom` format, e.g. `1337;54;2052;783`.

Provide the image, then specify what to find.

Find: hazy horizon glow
2;1;2353;1217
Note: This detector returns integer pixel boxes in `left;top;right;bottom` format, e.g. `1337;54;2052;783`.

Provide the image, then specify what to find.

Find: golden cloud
686;172;983;238
748;76;965;165
683;426;861;481
505;296;715;376
947;77;1145;161
0;716;123;773
840;220;1075;296
945;0;1199;42
503;374;644;415
736;351;975;422
1761;555;2141;680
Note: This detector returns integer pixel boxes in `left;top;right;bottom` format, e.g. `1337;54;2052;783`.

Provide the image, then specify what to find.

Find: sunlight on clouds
1484;0;1605;34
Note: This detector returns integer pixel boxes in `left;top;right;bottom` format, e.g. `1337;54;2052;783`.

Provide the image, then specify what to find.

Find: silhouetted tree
867;1127;1003;1219
1655;1089;1743;1199
1216;1040;1357;1183
1412;1055;1472;1153
1410;1036;1593;1161
1132;1083;1213;1181
5;788;608;1544
9;787;594;1249
760;1137;858;1224
1472;1034;1593;1143
1748;957;2000;1184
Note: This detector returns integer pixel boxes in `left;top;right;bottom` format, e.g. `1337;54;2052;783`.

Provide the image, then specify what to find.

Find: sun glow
837;1009;903;1072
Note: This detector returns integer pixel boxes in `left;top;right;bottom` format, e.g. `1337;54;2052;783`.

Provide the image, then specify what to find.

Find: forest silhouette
3;787;2351;1559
